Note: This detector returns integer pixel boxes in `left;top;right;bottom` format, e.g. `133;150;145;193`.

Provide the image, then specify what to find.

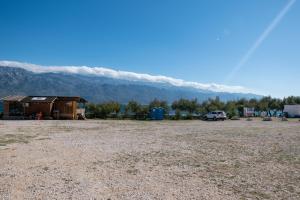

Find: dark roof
56;96;87;103
0;95;26;102
1;96;87;103
22;96;57;103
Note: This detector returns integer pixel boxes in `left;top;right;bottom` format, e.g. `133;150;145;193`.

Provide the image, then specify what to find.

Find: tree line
85;96;300;119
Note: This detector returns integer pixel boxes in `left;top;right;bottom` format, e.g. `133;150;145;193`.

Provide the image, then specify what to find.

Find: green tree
283;96;300;105
202;97;225;112
85;103;99;118
135;105;150;120
224;100;238;118
171;98;199;113
126;100;142;114
86;101;121;119
126;100;148;119
149;99;169;112
258;96;271;111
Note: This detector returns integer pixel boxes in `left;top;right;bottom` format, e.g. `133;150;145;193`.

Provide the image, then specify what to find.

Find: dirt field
0;119;299;200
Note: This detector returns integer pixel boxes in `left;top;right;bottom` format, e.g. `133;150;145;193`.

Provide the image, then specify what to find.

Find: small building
1;96;27;119
243;107;255;117
22;96;58;119
149;107;164;120
1;96;87;120
283;105;300;118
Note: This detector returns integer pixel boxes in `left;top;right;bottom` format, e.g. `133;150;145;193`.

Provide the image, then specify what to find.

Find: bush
262;117;272;121
135;113;148;120
0;112;3;119
86;102;121;119
231;116;240;120
85;112;95;119
184;114;193;120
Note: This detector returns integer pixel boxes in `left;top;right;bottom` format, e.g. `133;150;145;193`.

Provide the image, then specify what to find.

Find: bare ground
0;119;299;200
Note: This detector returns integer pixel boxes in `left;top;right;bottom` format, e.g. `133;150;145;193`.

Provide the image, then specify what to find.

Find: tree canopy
85;96;300;119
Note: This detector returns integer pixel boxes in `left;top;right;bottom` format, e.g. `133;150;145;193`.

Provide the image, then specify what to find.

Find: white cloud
0;60;256;94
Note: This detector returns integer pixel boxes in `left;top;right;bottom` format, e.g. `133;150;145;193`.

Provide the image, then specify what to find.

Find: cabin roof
56;96;87;103
22;96;58;103
0;95;26;102
1;96;87;103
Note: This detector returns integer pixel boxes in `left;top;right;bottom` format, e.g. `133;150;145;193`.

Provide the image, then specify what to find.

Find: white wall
284;105;300;117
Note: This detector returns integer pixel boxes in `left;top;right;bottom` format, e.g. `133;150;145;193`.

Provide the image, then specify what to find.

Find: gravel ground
0;119;299;200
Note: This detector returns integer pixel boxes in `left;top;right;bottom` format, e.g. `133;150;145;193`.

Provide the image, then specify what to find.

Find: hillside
0;67;261;103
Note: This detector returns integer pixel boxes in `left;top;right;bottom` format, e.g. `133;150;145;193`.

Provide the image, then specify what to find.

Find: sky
0;0;299;97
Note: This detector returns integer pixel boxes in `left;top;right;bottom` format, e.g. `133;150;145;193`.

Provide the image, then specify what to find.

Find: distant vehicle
204;111;227;121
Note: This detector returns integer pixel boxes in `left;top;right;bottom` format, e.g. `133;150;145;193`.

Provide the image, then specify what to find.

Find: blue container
150;107;164;120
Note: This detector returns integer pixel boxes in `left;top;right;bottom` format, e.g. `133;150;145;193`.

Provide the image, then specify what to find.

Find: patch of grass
231;116;240;120
277;153;300;164
126;168;139;175
36;137;51;141
42;166;49;171
92;160;105;166
0;134;36;146
249;190;271;199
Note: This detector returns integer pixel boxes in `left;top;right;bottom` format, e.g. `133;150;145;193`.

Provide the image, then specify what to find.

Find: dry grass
0;119;299;199
0;134;36;146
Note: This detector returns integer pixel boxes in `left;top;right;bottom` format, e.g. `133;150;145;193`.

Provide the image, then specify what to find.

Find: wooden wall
3;102;9;117
53;101;77;119
25;102;53;117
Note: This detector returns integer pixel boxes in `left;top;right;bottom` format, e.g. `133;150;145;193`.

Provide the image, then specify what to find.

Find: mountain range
0;65;262;104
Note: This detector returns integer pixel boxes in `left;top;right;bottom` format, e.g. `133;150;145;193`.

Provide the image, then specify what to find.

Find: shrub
262;117;272;121
231;116;240;120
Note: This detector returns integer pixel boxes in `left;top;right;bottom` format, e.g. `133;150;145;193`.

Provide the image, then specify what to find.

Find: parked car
204;111;227;121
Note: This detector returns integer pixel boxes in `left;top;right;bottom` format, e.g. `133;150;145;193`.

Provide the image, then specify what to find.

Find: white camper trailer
283;105;300;118
243;107;255;117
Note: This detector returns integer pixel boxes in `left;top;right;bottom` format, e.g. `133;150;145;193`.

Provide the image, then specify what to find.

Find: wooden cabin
22;96;57;119
52;97;87;120
1;96;27;119
0;96;87;120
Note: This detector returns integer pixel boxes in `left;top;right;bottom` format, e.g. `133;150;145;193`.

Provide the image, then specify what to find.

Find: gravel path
0;119;299;199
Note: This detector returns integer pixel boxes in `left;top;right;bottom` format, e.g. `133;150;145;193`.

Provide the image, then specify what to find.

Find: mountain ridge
0;66;262;103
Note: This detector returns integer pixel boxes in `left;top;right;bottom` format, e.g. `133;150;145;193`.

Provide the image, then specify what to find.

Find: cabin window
9;102;23;116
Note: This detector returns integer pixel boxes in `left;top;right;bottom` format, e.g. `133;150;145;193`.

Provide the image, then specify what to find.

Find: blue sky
0;0;299;97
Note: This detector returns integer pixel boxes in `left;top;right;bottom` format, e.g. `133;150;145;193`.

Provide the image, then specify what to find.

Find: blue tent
150;107;164;120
